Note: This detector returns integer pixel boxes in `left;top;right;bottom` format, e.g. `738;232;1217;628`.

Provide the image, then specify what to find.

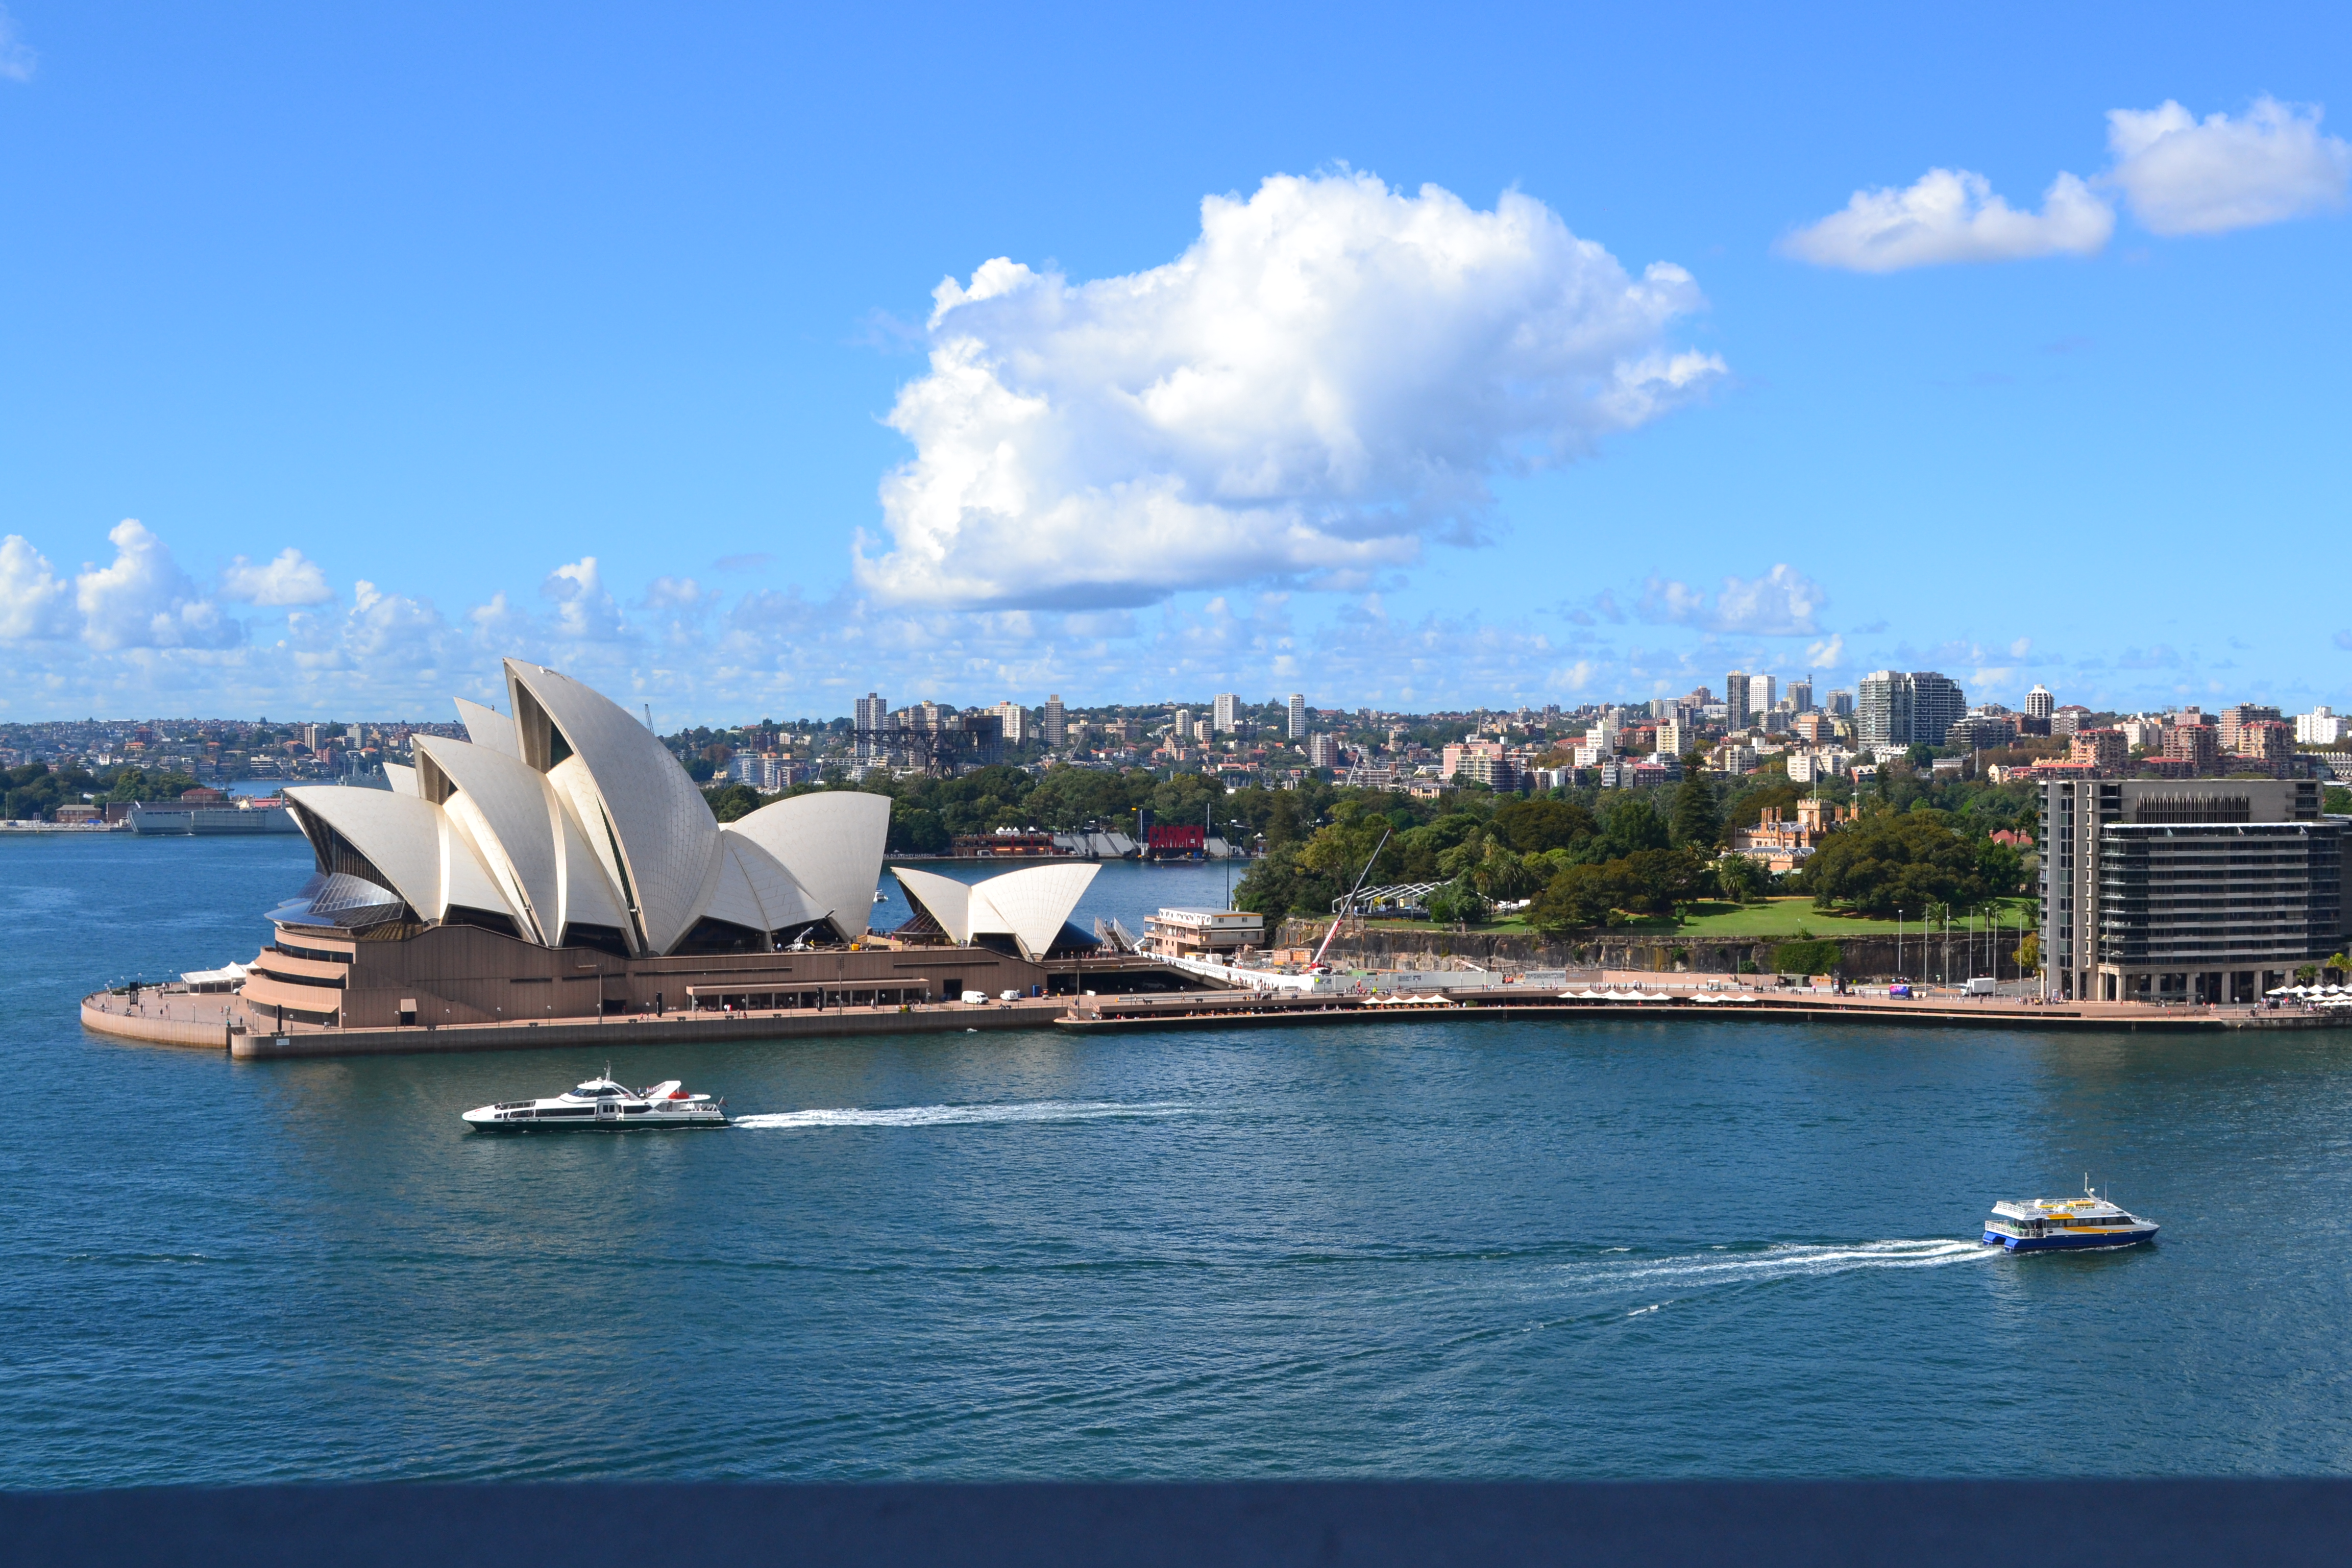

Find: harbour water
8;833;2352;1484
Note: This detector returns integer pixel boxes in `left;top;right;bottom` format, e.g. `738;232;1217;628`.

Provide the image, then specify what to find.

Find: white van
960;990;988;1004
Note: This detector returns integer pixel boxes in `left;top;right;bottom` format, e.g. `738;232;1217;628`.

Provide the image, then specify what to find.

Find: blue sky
1;3;2347;724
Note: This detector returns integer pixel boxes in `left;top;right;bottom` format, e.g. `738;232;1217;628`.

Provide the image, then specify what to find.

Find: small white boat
462;1071;727;1131
1982;1177;2158;1252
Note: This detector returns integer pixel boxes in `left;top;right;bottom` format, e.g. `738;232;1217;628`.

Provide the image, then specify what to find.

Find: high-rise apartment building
2025;685;2055;721
1724;671;1752;730
987;701;1028;745
2163;722;2218;772
1213;693;1240;733
1172;708;1194;742
2297;707;2347;746
2069;729;2126;773
2240;721;2294;774
2041;777;2339;1003
1657;718;1690;758
2217;704;2284;755
1788;678;1814;713
1755;675;1778;715
1827;689;1855;717
854;693;889;758
1856;671;1967;751
1307;733;1340;769
1288;694;1307;740
1042;695;1067;748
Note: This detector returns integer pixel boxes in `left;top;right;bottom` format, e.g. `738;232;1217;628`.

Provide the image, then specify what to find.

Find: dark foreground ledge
10;1479;2352;1567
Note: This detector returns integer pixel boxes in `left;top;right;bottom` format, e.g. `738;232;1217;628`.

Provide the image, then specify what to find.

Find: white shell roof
725;791;891;941
968;862;1099;959
703;833;827;936
892;862;1098;960
276;665;912;957
284;785;521;928
505;660;722;955
892;866;976;944
454;697;520;758
550;781;633;941
414;734;583;947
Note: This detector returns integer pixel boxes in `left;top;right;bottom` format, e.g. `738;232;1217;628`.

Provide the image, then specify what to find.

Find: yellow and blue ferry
1982;1178;2158;1252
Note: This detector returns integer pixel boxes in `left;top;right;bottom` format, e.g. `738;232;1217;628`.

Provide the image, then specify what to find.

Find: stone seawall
1276;920;2022;981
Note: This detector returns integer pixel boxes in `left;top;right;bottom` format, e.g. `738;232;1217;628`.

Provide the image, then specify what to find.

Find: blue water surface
5;834;2351;1484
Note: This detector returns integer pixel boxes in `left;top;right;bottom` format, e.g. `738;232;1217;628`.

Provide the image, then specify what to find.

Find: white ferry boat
462;1072;726;1131
1982;1178;2158;1252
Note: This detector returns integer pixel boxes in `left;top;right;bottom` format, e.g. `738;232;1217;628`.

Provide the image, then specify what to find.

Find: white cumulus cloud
74;520;239;651
855;169;1724;610
1780;167;2113;272
541;556;628;642
220;547;335;606
0;534;76;640
2105;97;2352;236
1639;564;1826;636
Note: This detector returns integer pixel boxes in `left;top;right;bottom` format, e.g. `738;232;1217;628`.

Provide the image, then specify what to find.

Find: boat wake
732;1100;1196;1131
1590;1238;1993;1288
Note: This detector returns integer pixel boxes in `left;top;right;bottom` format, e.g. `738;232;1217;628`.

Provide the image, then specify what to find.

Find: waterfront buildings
1141;906;1266;959
2039;777;2346;1003
1855;671;1968;751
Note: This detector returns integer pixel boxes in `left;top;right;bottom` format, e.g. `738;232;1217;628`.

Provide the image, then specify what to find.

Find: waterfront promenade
82;973;2348;1059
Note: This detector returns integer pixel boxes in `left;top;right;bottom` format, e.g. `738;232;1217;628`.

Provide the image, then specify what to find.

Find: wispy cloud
1638;564;1826;635
1780;169;2112;272
1785;96;2351;273
0;6;35;84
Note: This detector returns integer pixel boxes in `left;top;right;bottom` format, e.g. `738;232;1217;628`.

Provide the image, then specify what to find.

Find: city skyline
2;6;2348;722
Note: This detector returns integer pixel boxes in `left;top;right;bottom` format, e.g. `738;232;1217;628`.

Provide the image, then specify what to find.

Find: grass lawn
1358;896;2034;939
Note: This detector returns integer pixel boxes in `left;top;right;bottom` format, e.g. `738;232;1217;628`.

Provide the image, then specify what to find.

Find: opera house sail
235;659;1009;1033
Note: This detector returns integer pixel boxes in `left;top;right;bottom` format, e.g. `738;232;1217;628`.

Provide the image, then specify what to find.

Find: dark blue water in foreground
7;834;2352;1485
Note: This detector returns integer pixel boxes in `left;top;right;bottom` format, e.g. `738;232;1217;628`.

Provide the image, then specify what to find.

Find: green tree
887;801;949;854
702;782;762;823
1801;810;1986;917
1713;852;1769;903
1669;766;1720;850
1491;796;1595;853
1426;880;1489;924
1590;794;1670;862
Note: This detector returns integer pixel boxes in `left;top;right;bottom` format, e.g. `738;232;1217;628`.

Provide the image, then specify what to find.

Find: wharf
83;978;2350;1059
1056;988;2352;1034
81;989;1072;1059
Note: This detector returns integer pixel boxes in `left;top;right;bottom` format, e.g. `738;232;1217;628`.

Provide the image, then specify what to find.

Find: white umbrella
2267;985;2295;996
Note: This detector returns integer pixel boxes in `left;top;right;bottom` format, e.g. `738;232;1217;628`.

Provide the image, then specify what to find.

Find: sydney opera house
233;660;1113;1034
